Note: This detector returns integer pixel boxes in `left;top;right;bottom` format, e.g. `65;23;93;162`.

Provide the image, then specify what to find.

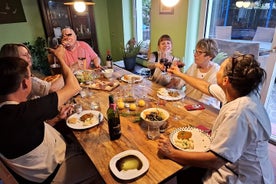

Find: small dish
102;69;114;78
109;150;149;180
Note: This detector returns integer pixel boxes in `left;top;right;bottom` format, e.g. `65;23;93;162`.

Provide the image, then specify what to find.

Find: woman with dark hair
158;54;274;183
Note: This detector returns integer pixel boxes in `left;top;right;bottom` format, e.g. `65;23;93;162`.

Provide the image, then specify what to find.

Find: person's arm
158;135;226;169
168;65;212;96
49;46;81;107
92;56;101;68
49;75;64;93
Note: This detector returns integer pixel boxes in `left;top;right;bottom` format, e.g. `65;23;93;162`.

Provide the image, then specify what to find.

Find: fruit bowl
140;108;169;127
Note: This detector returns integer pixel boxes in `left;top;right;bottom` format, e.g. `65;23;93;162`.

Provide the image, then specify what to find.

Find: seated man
61;27;101;71
0;45;104;183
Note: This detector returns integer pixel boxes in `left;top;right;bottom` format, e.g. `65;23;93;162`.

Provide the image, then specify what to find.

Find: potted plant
122;38;143;71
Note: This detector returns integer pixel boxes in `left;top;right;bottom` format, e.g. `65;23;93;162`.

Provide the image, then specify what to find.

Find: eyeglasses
63;33;72;37
193;50;206;56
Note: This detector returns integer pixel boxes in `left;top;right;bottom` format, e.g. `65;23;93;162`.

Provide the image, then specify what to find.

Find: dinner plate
121;74;143;83
170;127;211;152
109;150;149;180
157;88;185;101
66;110;103;130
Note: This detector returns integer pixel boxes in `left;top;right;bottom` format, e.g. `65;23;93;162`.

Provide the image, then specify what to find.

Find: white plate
157;88;185;101
121;74;143;83
66;110;103;130
170;127;211;152
109;150;149;180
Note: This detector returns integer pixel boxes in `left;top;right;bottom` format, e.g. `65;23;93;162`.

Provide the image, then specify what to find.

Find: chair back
215;26;232;39
253;27;275;42
214;38;260;60
0;158;18;184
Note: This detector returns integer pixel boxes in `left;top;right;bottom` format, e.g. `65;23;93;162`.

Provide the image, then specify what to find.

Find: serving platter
157;88;185;101
66;110;103;130
170;127;211;152
109;150;149;180
80;79;120;91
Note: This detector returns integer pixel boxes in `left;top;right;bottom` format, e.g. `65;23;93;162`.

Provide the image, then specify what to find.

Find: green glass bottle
107;95;121;140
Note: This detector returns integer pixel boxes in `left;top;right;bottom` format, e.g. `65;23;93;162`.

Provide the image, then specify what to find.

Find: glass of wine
77;47;87;70
48;38;61;74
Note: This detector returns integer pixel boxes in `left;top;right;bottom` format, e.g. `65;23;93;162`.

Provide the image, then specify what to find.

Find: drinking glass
91;101;101;111
147;124;160;140
74;104;83;114
78;47;87;70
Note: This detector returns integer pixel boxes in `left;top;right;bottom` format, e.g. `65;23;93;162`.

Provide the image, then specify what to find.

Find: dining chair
253;27;275;42
0;158;18;184
215;26;232;40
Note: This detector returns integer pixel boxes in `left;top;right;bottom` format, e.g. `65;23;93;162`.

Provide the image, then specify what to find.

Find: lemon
117;101;125;109
129;103;137;111
138;99;146;107
117;97;123;102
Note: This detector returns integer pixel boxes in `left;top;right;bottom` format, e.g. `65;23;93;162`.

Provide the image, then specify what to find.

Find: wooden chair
215;26;232;40
253;27;275;42
0;159;18;184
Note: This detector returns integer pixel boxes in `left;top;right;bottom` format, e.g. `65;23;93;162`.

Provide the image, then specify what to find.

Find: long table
72;66;219;183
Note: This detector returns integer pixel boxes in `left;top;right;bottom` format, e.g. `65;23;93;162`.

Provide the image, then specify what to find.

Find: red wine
107;95;121;140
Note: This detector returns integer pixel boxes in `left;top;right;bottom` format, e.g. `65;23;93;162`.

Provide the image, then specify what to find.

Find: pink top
64;41;98;69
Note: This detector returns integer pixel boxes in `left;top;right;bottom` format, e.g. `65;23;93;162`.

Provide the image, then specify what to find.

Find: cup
91;101;100;111
147;124;160;140
74;104;82;114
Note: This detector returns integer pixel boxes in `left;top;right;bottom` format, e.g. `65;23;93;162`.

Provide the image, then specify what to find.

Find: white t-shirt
204;92;274;183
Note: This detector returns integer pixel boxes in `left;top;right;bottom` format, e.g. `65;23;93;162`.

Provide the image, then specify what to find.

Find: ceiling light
236;1;243;8
161;0;179;7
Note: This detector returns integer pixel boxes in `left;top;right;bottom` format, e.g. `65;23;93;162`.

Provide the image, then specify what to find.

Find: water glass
147;124;160;140
74;104;82;114
91;101;100;111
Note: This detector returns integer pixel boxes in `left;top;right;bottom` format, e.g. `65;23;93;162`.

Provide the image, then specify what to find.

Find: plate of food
80;79;120;91
170;127;211;152
157;88;185;101
43;74;61;83
66;110;103;130
109;150;149;180
121;74;143;83
74;70;93;83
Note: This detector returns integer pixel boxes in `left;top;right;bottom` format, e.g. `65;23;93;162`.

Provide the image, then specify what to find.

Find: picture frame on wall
0;0;26;24
159;3;174;15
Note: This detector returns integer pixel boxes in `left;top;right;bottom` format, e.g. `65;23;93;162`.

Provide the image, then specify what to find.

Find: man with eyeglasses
158;54;274;183
61;27;101;70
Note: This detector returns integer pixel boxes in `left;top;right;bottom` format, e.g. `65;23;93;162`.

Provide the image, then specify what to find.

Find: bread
68;117;78;124
44;74;61;83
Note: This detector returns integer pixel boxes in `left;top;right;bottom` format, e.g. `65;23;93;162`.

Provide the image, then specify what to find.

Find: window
205;0;276;40
134;0;151;42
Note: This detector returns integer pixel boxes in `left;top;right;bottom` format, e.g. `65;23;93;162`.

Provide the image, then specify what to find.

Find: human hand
57;103;74;120
158;135;174;157
167;65;181;75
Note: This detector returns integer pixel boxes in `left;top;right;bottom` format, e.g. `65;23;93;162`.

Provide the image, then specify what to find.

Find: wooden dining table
71;66;219;184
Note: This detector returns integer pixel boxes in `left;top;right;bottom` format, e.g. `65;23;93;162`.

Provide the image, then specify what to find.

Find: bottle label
106;60;112;68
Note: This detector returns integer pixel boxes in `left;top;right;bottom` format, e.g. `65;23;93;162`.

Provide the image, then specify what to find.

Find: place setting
66;103;103;130
157;87;185;101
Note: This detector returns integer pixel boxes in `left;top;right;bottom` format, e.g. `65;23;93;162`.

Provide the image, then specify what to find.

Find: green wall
0;0;45;47
0;0;200;68
150;0;188;62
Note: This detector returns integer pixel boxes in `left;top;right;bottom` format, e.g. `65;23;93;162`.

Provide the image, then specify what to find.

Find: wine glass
77;47;87;70
48;38;60;74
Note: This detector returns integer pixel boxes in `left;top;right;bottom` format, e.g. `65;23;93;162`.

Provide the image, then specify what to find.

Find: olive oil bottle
107;95;121;140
